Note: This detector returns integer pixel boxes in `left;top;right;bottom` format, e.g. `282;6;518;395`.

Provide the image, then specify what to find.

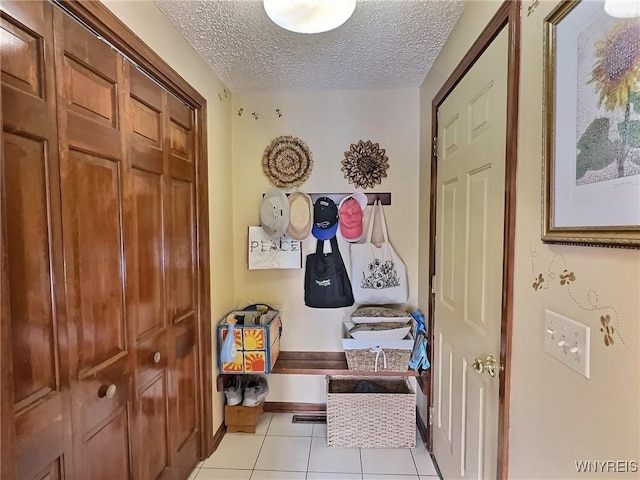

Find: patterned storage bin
217;310;281;374
326;376;416;448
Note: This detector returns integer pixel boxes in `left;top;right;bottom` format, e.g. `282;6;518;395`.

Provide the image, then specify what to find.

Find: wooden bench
217;351;429;394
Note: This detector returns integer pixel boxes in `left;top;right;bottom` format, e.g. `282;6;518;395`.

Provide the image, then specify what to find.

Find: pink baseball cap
338;192;368;242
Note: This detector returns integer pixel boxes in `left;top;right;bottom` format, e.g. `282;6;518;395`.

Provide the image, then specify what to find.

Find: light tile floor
189;413;440;480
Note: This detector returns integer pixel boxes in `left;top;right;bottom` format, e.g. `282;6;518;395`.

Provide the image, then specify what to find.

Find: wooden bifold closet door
1;1;210;479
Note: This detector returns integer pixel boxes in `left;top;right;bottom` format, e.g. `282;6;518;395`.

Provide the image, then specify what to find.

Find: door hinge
429;405;435;426
431;275;436;294
432;136;438;158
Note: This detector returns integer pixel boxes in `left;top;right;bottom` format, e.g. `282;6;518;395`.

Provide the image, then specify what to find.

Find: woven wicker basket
326;376;416;448
344;347;411;372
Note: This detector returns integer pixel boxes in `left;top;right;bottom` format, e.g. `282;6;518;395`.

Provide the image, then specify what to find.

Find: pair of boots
224;374;269;407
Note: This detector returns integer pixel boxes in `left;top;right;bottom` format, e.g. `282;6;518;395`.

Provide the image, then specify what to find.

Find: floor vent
291;414;326;424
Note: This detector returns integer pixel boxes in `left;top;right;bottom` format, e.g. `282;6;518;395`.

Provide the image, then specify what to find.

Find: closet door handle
153;351;161;364
98;384;117;399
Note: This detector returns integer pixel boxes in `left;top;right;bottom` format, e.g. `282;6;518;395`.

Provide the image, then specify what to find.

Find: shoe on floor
242;375;269;407
224;375;243;406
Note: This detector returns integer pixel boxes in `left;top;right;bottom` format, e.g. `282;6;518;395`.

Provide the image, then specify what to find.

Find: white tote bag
350;200;408;304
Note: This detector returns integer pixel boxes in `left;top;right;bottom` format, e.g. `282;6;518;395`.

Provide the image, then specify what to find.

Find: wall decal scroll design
529;245;627;348
600;315;615;346
234;107;284;120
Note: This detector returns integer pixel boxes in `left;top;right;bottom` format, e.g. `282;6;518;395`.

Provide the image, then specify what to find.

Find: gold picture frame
542;0;640;248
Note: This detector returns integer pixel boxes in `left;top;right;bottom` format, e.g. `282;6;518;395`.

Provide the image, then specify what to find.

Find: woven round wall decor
262;135;313;188
341;140;389;189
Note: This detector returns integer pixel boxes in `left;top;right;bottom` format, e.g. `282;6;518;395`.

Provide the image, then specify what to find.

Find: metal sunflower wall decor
341;140;389;189
262;135;313;188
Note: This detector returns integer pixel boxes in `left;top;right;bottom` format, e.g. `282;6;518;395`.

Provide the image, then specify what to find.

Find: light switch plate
544;310;590;378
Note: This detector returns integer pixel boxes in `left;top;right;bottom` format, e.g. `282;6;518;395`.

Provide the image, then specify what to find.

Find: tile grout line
305;428;313;477
251;413;273;473
410;448;421;478
304;425;309;479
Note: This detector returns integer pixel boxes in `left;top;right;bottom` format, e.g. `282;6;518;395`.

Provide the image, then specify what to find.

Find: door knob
153;351;161;364
472;354;502;377
98;384;117;399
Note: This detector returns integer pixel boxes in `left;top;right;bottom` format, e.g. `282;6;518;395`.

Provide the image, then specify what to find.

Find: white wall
509;2;639;477
100;0;234;430
231;89;420;402
419;1;640;478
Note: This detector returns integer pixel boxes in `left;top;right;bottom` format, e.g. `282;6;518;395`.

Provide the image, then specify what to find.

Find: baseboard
416;406;428;448
212;421;226;451
264;401;326;413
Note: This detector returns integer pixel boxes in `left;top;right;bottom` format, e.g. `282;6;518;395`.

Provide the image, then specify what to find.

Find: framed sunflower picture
543;0;640;247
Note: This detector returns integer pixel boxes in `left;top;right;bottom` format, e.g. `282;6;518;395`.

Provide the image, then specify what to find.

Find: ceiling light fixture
263;0;356;34
604;0;640;18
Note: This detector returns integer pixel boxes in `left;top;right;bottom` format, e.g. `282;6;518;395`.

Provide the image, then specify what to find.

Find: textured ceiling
154;0;465;94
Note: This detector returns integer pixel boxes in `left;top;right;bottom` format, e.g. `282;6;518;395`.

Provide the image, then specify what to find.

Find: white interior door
432;28;508;480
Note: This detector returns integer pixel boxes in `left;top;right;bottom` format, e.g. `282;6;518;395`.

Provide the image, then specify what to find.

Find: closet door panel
84;406;131;480
132;169;165;339
172;320;198;469
1;2;71;478
130;164;171;480
61;149;133;479
167;105;193;186
168;178;195;320
174;322;197;440
128;65;171;479
63;150;126;372
138;373;169;480
63;55;121;160
0;2;44;97
4;133;56;407
1;12;48;131
168;170;197;454
22;458;62;480
166;95;199;474
65;58;117;126
54;9;132;478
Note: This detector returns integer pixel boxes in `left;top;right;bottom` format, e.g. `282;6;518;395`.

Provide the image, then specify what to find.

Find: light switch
544;310;590;378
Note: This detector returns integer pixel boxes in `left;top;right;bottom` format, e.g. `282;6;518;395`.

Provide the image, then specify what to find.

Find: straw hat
262;135;313;188
286;192;313;240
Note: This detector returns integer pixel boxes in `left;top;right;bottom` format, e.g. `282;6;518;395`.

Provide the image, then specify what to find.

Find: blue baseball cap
311;197;339;240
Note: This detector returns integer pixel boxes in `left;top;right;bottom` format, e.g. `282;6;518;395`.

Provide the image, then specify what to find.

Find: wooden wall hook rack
308;192;392;206
263;191;392;206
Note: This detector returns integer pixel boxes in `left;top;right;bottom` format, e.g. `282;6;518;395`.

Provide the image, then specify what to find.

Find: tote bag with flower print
350;200;408;304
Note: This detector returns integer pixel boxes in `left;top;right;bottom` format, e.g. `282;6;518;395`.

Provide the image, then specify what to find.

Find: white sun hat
260;188;290;238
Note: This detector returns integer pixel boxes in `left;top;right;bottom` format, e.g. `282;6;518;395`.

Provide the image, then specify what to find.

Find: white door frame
426;2;521;478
